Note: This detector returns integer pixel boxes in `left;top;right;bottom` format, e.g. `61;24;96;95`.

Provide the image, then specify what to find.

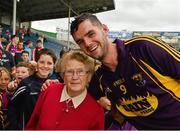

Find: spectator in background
32;40;43;61
50;48;68;82
24;40;33;61
38;35;45;48
0;35;8;49
0;47;15;75
0;67;12;129
21;51;30;62
26;50;104;130
6;35;19;57
6;62;36;94
21;51;37;73
15;40;24;65
4;30;11;42
7;48;56;130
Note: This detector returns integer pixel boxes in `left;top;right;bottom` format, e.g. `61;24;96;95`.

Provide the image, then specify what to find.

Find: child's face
0;70;11;90
16;67;30;83
36;42;42;48
17;42;24;50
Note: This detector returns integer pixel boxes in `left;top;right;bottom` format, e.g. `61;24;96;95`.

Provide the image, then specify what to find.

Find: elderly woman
26;50;104;130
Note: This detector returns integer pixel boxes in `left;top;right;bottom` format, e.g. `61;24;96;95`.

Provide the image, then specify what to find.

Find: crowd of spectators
0;26;60;129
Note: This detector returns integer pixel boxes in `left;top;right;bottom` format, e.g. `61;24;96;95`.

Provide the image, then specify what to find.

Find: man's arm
41;79;59;91
88;71;105;100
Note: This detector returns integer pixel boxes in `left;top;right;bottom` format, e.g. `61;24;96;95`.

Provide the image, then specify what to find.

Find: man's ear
102;24;109;36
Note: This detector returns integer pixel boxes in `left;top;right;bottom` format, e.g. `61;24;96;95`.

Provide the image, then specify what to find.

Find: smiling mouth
88;44;98;52
17;77;22;80
71;83;80;84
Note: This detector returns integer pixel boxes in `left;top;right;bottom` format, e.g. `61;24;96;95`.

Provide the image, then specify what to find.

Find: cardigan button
55;122;59;125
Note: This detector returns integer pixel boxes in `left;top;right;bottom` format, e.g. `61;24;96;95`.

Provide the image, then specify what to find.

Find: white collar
60;85;87;108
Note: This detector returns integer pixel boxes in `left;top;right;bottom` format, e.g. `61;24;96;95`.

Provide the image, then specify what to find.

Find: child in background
0;67;11;129
8;48;56;129
7;62;36;94
15;40;24;65
6;62;36;129
24;40;33;61
32;40;43;61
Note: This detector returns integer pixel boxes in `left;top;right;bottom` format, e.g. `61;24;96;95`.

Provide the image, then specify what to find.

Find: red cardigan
26;83;104;130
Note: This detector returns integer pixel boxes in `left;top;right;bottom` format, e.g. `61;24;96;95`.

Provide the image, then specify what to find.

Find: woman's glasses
63;69;89;77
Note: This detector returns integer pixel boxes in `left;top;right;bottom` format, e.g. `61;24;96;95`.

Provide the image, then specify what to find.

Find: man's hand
41;79;59;91
97;96;111;110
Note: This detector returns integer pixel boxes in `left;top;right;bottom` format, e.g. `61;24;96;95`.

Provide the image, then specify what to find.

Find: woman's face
36;54;54;78
63;59;90;97
0;70;10;90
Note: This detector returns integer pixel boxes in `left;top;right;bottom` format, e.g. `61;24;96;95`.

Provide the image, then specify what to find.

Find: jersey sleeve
128;36;180;79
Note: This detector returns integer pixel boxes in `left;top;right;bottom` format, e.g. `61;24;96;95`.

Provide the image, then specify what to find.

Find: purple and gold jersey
89;36;180;129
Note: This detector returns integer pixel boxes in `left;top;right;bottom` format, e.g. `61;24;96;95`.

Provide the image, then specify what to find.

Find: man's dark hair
70;13;102;36
21;50;29;55
36;39;42;44
11;34;17;40
25;40;32;46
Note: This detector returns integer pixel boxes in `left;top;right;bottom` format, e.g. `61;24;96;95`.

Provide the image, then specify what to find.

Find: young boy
7;62;36;93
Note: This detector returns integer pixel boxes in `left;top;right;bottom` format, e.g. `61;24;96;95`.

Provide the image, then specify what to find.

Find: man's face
17;42;24;50
21;53;29;62
72;20;109;61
